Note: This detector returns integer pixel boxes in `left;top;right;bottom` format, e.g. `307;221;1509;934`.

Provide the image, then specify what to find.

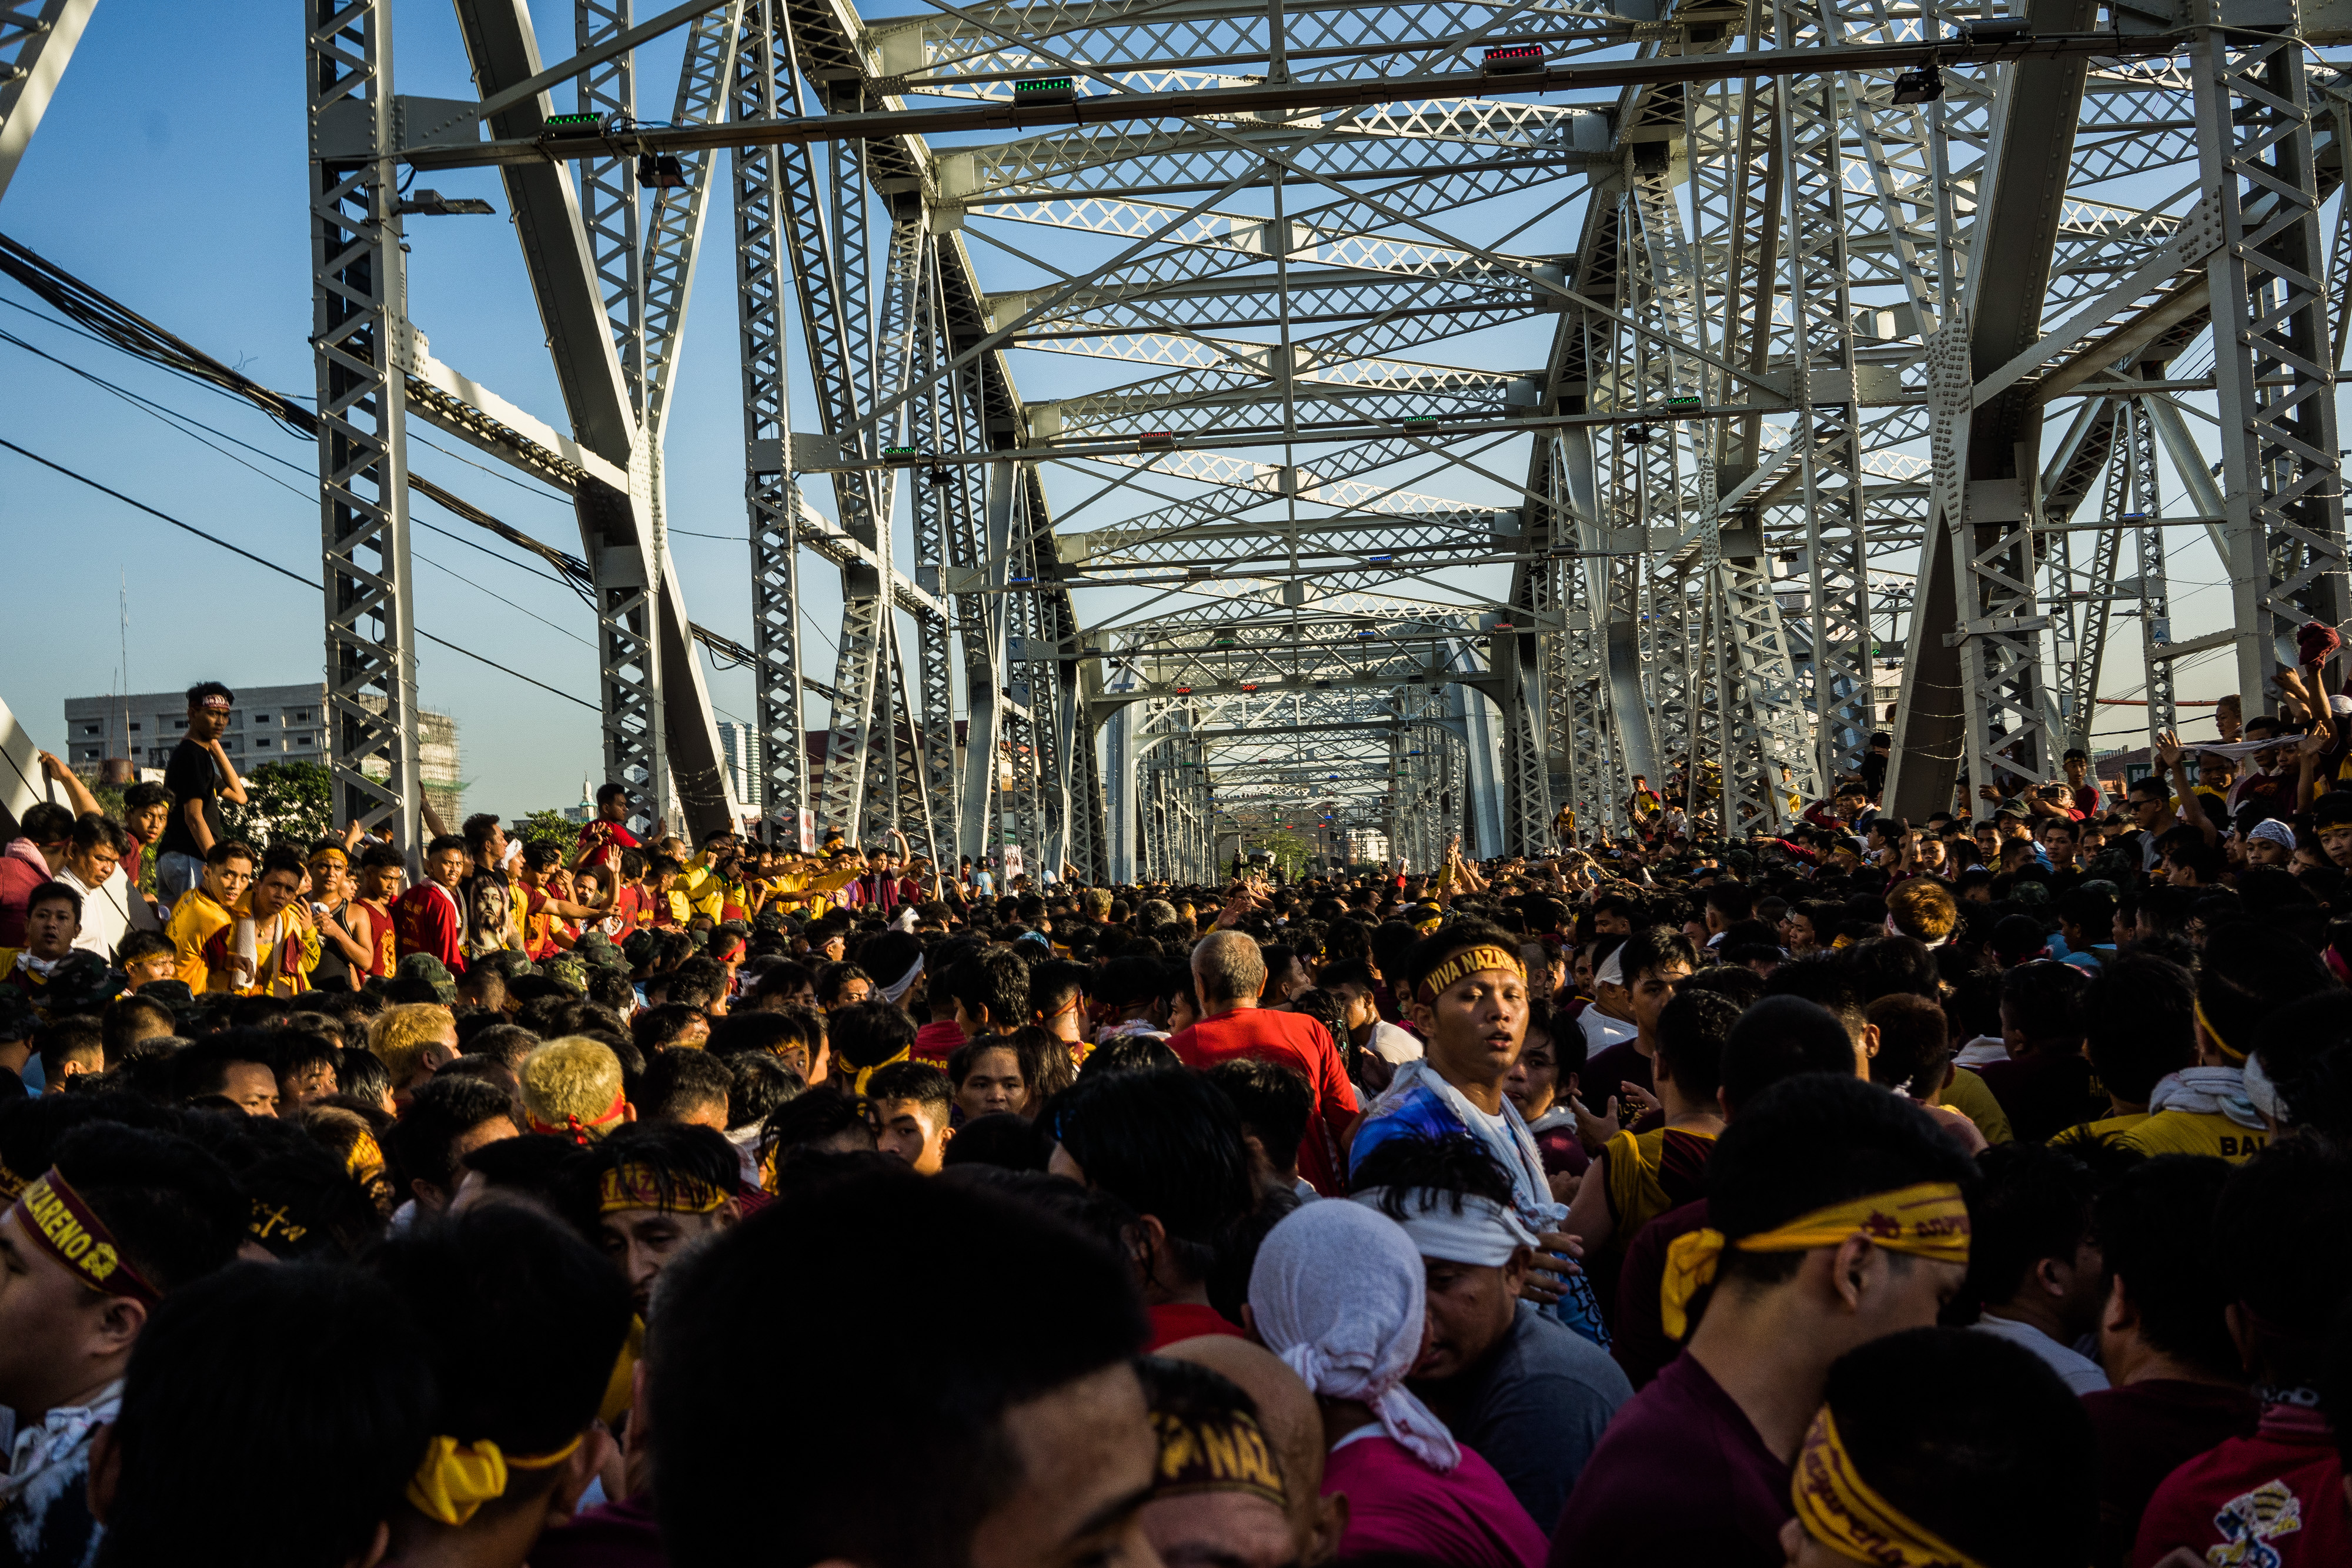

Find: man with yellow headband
572;1122;743;1316
0;1124;246;1568
1135;1356;1295;1568
375;1202;633;1568
1551;1074;1975;1568
1780;1326;2097;1568
1351;920;1609;1346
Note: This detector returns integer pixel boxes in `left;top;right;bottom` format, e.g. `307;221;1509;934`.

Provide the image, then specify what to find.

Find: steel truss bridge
4;0;2347;880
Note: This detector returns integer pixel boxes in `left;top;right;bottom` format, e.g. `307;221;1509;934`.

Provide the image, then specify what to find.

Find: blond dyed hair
520;1035;628;1137
1885;878;1959;944
369;1003;456;1089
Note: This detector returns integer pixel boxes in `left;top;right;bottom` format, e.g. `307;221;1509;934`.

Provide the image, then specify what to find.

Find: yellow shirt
249;907;322;998
1940;1067;2014;1146
2113;1109;2268;1164
166;889;237;992
675;862;721;921
2049;1112;2150;1149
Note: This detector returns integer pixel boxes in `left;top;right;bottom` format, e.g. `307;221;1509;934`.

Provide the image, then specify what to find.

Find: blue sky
2;1;825;819
1;6;2254;825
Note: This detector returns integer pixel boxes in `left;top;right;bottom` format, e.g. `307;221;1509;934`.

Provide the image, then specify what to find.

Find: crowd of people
2;678;2351;1568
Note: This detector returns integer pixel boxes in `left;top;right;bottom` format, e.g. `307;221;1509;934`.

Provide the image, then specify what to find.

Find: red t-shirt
1144;1301;1245;1354
391;882;465;971
2134;1403;2348;1567
612;884;646;937
2086;1379;2261;1567
573;819;640;875
1165;1008;1360;1195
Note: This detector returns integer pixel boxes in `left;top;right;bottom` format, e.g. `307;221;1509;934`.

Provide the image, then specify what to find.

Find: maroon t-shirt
1611;1198;1712;1390
1579;1039;1653;1108
2083;1379;2260;1568
2133;1403;2350;1568
1551;1352;1789;1567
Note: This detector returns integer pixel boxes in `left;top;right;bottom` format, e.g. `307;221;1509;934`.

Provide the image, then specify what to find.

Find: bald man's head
1161;1333;1346;1563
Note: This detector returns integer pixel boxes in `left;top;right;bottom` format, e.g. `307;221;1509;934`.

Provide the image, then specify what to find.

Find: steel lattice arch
8;0;2345;877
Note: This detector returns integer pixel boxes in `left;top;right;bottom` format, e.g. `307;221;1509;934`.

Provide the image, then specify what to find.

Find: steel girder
0;0;95;206
206;0;2311;861
734;0;813;844
307;0;425;851
442;0;739;840
2194;28;2347;708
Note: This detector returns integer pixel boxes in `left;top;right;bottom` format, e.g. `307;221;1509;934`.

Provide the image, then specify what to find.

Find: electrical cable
1;323;594;608
0;435;599;713
2;236;765;669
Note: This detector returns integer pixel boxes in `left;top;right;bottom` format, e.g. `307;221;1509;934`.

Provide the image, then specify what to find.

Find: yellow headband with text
1792;1406;1988;1568
1415;944;1526;1001
1660;1182;1969;1340
596;1163;728;1216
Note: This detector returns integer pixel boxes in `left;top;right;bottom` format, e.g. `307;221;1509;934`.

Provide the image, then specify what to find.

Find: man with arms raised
572;782;641;880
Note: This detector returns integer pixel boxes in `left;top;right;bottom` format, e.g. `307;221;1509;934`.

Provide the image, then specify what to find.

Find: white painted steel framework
10;0;2348;875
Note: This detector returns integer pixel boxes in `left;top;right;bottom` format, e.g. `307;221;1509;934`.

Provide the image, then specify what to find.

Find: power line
1;322;595;617
0;434;598;713
2;242;774;681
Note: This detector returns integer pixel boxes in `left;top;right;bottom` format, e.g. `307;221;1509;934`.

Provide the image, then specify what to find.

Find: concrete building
716;721;762;813
65;686;463;827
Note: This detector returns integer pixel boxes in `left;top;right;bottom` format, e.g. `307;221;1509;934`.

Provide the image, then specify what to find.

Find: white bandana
2242;1051;2287;1126
1349;1186;1540;1267
1249;1201;1462;1472
877;951;924;1004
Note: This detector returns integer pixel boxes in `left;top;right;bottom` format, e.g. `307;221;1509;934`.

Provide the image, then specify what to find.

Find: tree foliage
220;761;335;851
514;808;583;861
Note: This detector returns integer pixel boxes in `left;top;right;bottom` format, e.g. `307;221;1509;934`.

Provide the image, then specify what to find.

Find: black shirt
158;737;225;858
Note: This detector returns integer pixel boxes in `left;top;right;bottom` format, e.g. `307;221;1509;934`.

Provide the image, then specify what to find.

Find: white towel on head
1247;1199;1462;1473
878;951;924;1002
